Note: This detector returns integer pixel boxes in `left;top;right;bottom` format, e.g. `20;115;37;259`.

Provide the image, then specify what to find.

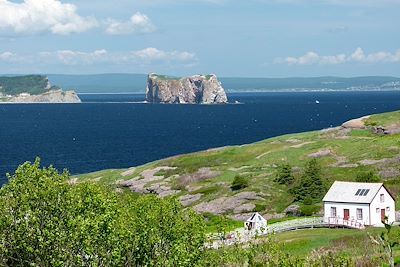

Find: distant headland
145;73;228;104
0;75;81;103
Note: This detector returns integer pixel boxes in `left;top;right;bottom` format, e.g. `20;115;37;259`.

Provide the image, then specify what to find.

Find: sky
0;0;399;77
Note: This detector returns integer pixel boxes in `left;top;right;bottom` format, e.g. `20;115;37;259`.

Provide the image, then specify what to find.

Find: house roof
323;181;388;204
246;212;267;223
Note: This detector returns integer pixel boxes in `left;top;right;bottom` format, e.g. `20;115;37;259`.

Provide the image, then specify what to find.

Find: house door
381;209;386;222
344;209;350;220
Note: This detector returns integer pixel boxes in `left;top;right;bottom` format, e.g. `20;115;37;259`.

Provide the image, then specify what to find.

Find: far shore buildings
323;181;395;227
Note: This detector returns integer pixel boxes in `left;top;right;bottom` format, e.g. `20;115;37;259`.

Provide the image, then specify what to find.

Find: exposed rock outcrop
2;90;81;103
145;73;228;104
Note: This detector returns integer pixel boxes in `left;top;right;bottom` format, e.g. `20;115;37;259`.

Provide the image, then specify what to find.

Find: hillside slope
77;110;400;220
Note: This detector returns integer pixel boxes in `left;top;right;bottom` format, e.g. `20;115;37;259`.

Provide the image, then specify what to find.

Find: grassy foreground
78;110;400;220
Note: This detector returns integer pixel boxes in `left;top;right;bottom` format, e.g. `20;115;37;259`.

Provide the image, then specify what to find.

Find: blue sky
0;0;399;77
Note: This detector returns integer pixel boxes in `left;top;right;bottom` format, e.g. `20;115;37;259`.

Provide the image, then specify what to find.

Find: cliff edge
0;75;81;103
145;73;228;104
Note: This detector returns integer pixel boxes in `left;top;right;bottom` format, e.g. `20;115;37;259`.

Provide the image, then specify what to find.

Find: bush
300;204;320;216
0;158;206;267
356;171;381;183
231;175;249;191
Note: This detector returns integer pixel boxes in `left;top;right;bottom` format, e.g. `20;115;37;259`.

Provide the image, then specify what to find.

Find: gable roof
323;181;388;204
246;212;267;223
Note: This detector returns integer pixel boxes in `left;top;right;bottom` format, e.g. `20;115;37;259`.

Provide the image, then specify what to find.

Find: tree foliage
0;159;205;266
356;171;381;183
231;175;249;191
291;159;326;202
274;163;294;185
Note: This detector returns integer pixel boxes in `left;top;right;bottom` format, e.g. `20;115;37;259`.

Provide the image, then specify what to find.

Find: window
330;207;337;217
386;207;390;212
356;208;363;220
380;194;385;203
376;208;380;213
355;189;370;196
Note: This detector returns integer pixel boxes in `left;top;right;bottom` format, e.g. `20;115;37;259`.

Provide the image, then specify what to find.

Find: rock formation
145;73;228;104
2;90;81;103
0;75;81;103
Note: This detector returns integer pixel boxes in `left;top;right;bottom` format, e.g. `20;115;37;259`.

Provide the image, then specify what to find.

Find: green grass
365;111;400;127
203;213;243;233
274;227;394;256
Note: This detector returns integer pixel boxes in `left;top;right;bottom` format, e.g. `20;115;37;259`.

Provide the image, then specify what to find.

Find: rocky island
0;75;81;103
145;73;228;104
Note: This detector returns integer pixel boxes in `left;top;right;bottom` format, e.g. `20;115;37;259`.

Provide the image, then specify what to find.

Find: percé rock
145;73;228;104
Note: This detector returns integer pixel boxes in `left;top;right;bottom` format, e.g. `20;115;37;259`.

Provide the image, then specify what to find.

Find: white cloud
0;51;17;61
131;48;196;62
0;0;98;35
39;49;108;65
34;48;196;65
105;12;156;35
275;48;400;65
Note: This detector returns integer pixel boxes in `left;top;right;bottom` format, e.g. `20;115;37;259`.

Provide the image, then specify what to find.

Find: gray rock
233;203;256;214
284;204;301;216
2;89;81;103
193;192;264;214
179;193;203;207
145;73;228;104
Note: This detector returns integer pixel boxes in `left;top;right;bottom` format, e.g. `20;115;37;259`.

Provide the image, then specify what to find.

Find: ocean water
1;91;400;185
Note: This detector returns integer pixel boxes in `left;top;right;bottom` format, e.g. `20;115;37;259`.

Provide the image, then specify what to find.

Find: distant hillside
45;74;400;93
0;75;59;96
77;110;400;220
48;74;147;94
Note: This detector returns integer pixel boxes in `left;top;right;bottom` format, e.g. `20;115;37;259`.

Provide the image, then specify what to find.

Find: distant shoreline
76;89;400;95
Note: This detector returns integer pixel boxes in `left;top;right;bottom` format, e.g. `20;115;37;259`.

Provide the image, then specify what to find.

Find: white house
323;181;395;227
244;212;267;231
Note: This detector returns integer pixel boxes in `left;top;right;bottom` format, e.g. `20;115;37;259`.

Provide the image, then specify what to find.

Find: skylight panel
359;189;366;196
355;189;362;196
363;189;370;196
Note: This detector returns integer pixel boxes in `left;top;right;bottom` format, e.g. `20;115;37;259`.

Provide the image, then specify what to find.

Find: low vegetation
0;75;58;96
2;160;400;266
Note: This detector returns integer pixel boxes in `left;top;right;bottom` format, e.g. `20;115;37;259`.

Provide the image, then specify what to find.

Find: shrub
300;204;320;216
0;158;206;267
356;171;381;183
231;175;249;191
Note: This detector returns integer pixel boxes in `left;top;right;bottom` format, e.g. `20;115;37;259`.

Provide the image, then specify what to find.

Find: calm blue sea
1;91;400;185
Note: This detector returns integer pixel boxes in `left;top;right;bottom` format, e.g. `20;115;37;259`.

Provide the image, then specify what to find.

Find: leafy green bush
0;159;206;266
300;204;320;216
231;175;249;191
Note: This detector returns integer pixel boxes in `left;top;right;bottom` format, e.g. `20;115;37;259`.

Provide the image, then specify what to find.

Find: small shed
323;181;396;227
245;212;267;231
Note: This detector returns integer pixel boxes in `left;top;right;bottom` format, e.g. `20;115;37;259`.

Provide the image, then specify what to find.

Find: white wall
324;202;370;226
370;187;395;226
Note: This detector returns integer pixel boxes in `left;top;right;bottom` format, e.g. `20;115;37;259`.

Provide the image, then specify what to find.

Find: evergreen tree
274;163;294;185
291;159;325;202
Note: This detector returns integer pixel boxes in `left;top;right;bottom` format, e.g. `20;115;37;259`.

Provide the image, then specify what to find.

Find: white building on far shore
323;181;395;227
